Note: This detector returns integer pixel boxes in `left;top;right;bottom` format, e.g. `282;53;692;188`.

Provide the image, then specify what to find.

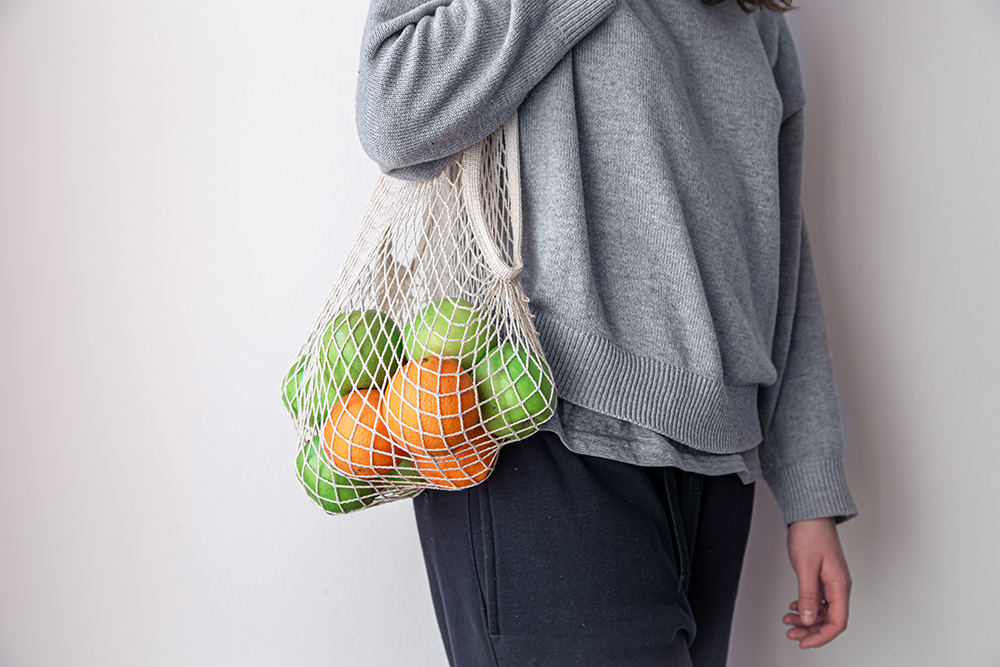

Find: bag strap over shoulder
461;113;522;283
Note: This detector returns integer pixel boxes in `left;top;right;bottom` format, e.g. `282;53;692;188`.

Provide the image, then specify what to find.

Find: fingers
782;600;828;626
795;554;824;628
813;558;851;647
783;603;829;643
782;559;852;649
797;612;842;649
782;600;828;632
783;603;831;646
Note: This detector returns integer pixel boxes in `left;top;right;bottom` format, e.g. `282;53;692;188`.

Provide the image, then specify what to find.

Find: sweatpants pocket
469;481;500;636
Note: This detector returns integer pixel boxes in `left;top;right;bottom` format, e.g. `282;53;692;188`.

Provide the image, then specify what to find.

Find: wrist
789;516;836;529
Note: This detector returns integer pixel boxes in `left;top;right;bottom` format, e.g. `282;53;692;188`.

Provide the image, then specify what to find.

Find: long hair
702;0;795;12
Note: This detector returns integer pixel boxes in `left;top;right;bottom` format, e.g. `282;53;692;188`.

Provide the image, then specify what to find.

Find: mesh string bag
283;114;556;514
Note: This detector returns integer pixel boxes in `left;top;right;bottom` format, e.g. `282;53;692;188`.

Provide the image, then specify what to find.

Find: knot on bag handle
461;113;523;283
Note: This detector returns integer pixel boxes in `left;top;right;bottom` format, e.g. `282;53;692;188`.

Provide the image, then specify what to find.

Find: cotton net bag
282;114;556;514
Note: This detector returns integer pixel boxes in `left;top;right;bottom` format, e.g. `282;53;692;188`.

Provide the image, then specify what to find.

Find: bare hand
783;517;851;649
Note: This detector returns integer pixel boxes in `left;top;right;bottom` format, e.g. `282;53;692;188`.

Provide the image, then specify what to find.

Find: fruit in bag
383;356;483;450
383;356;496;488
323;388;404;478
281;356;337;429
285;115;547;506
411;444;497;489
323;310;404;397
296;438;378;513
404;297;496;370
381;455;425;483
474;342;555;440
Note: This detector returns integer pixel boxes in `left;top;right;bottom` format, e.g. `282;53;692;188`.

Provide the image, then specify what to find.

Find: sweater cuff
763;457;858;526
546;0;618;46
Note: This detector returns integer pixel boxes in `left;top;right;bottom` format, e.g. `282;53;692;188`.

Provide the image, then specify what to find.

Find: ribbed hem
763;457;858;525
535;313;763;453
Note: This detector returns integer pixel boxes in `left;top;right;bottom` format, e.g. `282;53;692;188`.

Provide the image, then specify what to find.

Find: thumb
796;556;823;626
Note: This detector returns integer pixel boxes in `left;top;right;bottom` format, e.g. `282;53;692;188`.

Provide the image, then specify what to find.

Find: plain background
1;0;999;665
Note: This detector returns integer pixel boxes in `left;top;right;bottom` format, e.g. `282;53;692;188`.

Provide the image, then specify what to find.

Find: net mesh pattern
283;115;556;514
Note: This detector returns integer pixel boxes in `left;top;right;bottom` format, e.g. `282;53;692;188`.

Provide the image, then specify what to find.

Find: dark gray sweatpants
413;431;755;667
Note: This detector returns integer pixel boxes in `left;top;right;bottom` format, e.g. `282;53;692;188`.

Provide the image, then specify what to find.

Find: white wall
1;1;998;666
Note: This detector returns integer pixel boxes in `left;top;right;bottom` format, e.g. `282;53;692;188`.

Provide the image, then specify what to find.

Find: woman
355;0;856;664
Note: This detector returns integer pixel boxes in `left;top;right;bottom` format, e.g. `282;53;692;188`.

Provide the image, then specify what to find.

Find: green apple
322;309;404;396
296;439;379;513
381;455;425;486
282;356;307;418
473;342;555;441
282;356;337;429
404;297;496;370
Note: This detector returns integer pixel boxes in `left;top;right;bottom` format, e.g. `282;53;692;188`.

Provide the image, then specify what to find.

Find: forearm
356;0;616;175
760;224;857;524
759;110;856;525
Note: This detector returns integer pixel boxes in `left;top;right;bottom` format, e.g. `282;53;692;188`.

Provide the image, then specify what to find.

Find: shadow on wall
728;6;920;665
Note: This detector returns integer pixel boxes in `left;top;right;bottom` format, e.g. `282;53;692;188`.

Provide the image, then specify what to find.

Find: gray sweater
356;0;857;524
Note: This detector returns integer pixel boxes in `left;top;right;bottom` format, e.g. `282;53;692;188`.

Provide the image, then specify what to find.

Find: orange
383;356;498;489
323;388;401;478
412;444;499;489
383;356;481;453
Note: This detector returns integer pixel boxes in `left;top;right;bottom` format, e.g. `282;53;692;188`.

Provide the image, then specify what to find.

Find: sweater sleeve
356;0;616;179
757;107;858;526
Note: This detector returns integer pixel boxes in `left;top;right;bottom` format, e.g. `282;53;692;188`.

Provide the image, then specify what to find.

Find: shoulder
752;8;782;67
754;10;806;120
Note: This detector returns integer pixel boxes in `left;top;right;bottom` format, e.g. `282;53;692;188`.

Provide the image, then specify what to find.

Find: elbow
355;90;432;172
355;94;412;171
356;107;456;181
356;43;487;177
355;80;464;181
354;49;446;169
